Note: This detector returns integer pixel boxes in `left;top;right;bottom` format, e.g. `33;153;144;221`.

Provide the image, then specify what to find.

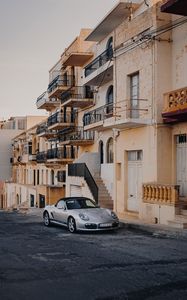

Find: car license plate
99;223;112;228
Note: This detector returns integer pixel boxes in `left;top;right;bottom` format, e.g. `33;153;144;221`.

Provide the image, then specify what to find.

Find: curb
120;220;187;239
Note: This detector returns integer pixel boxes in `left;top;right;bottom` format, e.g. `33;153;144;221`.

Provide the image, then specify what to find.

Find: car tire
43;211;51;227
68;217;76;233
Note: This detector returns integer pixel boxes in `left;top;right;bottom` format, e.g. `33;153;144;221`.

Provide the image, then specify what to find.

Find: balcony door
130;73;139;119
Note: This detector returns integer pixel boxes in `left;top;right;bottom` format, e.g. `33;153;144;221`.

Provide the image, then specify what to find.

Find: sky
0;0;117;120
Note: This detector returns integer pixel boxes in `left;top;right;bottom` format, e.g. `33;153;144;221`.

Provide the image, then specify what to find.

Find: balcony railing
162;87;187;123
59;127;94;145
36;123;48;135
36;123;54;136
84;47;113;77
36;151;46;163
83;104;113;126
83;99;149;129
47;111;76;127
48;75;75;94
68;163;98;203
61;86;94;107
143;183;180;206
46;147;76;160
36;91;60;109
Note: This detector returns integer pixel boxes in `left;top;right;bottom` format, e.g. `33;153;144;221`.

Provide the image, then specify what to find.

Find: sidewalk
120;217;187;239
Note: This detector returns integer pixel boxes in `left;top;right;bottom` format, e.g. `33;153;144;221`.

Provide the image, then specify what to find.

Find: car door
53;200;68;225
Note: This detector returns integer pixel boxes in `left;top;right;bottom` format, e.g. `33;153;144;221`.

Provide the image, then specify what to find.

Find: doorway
127;150;142;212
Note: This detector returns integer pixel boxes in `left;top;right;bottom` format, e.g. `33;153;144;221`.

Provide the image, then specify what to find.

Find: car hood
72;208;115;222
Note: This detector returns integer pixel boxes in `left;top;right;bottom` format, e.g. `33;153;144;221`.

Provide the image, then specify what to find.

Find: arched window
106;36;113;59
106;138;114;163
99;140;104;164
106;85;113;115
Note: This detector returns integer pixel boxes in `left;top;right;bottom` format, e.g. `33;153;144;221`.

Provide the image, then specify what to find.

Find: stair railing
68;163;98;203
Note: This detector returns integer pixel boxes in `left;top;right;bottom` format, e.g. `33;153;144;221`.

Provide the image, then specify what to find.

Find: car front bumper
76;220;119;231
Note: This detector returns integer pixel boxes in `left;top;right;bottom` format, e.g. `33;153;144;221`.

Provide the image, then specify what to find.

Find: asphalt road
1;211;187;300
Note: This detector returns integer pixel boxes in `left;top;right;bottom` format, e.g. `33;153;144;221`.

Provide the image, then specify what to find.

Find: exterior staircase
168;200;187;229
94;177;113;210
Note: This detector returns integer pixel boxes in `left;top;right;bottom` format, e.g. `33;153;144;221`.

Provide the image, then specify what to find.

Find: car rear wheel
68;217;76;233
43;212;51;226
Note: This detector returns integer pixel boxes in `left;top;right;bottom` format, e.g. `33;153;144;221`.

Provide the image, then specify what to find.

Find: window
107;138;114;163
99;141;104;164
57;200;66;209
106;36;113;59
130;72;139;118
37;169;39;185
128;150;143;161
106;85;113;115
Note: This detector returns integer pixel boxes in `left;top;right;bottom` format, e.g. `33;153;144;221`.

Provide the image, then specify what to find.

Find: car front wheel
43;212;51;227
68;217;76;233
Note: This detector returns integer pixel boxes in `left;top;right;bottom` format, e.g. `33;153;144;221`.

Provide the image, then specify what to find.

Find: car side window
56;200;65;209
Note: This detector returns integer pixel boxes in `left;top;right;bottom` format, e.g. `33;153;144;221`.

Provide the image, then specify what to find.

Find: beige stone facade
4;1;187;227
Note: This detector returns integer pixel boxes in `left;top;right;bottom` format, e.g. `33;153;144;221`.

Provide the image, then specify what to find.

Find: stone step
168;220;187;229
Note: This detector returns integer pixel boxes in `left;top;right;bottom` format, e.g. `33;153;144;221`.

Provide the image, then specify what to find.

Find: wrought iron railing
36;123;48;135
61;86;94;104
68;163;98;203
47;111;76;127
59;127;94;143
46;147;76;160
48;75;75;94
83;103;113;126
84;47;113;77
36;151;46;163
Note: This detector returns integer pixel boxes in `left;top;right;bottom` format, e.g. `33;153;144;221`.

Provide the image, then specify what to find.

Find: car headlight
111;211;118;219
79;213;89;221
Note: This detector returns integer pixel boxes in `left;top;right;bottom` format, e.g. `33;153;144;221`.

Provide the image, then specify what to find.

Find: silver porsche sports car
43;197;119;233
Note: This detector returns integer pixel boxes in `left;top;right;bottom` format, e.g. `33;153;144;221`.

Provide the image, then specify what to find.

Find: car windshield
66;198;97;210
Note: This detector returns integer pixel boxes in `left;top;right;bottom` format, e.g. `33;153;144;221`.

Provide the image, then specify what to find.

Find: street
0;211;187;300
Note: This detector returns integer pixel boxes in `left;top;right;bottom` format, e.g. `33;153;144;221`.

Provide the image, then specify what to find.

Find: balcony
84;48;113;85
162;87;187;123
104;99;151;129
63;52;93;67
143;183;180;206
36;151;46;163
46;147;76;165
36;123;57;139
61;86;94;108
47;111;76;130
83;104;113;131
36;91;60;110
48;75;75;98
161;0;187;16
59;127;94;146
83;99;150;130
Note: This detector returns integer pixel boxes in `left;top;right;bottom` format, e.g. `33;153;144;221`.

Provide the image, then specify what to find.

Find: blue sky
0;0;117;119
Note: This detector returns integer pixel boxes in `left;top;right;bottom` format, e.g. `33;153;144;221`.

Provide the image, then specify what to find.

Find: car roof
58;197;92;202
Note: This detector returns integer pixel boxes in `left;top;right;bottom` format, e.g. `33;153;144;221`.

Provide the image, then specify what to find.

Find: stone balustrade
163;86;187;113
143;183;180;205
